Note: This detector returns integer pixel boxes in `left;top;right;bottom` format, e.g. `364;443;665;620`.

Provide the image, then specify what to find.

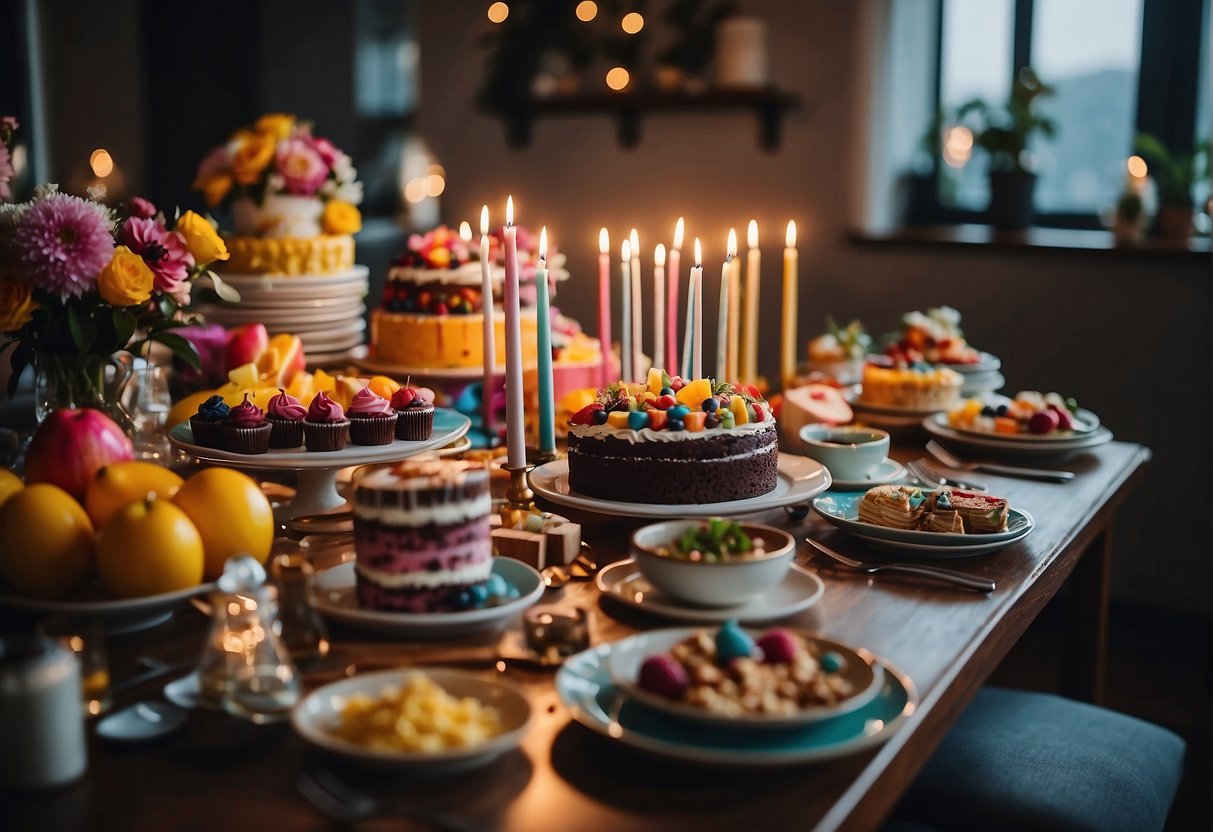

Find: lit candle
691;237;703;379
620;238;632;383
667;217;683;375
597;228;611;389
534;227;555;455
741;219;760;383
726;227;740;381
653;243;666;371
459;221;472;242
1126;155;1148;195
478;207;495;440
502;196;525;468
717;229;736;382
629;228;642;379
781;220;798;390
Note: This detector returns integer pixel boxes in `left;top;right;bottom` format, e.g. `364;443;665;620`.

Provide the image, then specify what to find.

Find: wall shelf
484;88;801;151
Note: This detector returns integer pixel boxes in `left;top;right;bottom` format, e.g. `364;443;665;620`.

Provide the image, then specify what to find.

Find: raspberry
756;629;799;664
637;654;689;699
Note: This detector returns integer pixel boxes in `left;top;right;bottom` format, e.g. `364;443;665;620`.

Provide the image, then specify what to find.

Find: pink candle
502;196;525;468
667;217;683;375
478;206;496;440
597;228;611;389
691;237;703;380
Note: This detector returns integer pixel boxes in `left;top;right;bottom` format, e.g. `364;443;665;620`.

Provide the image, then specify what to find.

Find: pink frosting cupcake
223;393;272;454
267;388;307;448
303;391;350;452
391;385;435;441
347;387;398;445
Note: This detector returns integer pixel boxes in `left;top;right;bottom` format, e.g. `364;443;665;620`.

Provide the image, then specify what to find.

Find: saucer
827;459;909;492
595;559;825;624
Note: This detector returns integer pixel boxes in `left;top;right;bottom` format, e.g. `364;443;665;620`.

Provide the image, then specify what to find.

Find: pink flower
305;135;339;168
193;145;229;184
0;143;12;202
11;192;114;296
0;116;18;133
127;196;157;218
275;138;328;196
118;216;195;295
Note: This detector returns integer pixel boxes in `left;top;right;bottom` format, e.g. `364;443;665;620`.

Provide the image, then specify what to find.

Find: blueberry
667;418;685;431
821;651;846;673
981;406;996;417
455;590;473;609
996;404;1009;416
659;387;674;396
470;583;490;605
592;409;609;425
702;398;719;412
705;413;720;429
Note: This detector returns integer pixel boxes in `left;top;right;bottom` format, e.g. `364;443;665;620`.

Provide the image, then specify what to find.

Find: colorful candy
715;620;756;664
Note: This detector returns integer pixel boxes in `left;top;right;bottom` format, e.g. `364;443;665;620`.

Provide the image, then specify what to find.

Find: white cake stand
168;409;471;521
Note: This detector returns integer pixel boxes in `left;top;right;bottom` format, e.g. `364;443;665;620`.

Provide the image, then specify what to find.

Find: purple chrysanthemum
11;192;114;296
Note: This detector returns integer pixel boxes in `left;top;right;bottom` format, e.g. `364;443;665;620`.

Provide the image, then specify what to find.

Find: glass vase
34;353;134;431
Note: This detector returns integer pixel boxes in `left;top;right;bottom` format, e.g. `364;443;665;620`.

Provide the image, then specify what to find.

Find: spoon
95;701;188;744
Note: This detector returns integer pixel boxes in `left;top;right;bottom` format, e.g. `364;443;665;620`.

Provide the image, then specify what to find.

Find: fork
806;538;996;593
926;440;1075;483
906;459;988;492
298;769;481;832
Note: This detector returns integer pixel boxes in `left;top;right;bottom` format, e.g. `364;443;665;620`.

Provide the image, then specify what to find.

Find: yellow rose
198;173;233;207
0;272;36;332
255;113;295;141
97;246;154;307
177;211;230;264
229;130;276;186
322;200;362;235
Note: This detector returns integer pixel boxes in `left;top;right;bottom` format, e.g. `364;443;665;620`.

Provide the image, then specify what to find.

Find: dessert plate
596;559;825;624
308;558;544;638
220;266;370;290
937;407;1101;440
827;459;909;492
292;668;531;771
812;493;1035;558
557;642;916;766
923;413;1113;459
353;356;490;380
529;454;831;519
606;628;881;730
945;352;1001;375
958;371;1006;397
0;579;213;622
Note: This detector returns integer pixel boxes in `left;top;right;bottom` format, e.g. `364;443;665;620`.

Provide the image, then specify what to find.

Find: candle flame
727;228;737;259
480;205;489;236
693;237;702;266
747;219;758;249
1127;155;1148;178
539;226;548;261
674;217;685;249
654;243;666;266
506;195;514;227
599;227;609;254
786;220;796;248
629;228;639;254
621;239;631;261
459;221;472;242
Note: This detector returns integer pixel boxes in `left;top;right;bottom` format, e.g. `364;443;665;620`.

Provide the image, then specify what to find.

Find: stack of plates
196;267;370;366
951;352;1005;396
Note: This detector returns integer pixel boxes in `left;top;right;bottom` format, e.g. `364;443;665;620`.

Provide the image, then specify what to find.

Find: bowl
799;425;890;481
630;520;796;607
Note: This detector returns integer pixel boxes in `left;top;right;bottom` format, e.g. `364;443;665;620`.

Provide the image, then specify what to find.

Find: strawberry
570;401;605;425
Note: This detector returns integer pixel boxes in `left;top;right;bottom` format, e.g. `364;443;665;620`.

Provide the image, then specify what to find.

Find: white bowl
630;520;796;607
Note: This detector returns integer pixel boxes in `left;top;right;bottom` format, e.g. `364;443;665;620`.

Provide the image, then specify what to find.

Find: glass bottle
270;546;329;665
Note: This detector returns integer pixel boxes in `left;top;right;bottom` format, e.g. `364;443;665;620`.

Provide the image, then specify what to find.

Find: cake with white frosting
352;459;492;612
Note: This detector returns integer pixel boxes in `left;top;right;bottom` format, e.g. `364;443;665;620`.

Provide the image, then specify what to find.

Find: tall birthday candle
717;229;737;382
667;217;683;374
653;243;666;371
781;220;799;390
502;196;525;468
620;238;632;383
629;228;642;378
597;228;611;389
691;237;703;380
742;219;760;383
477;207;496;440
725;227;740;382
534;227;555;455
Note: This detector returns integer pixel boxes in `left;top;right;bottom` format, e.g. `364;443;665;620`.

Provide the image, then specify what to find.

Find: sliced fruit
227;362;261;388
96;497;204;598
0;483;93;598
286;370;316;405
729;394;750;425
224;323;269;374
86;461;184;529
312;368;337;394
646;367;665;395
367;375;400;401
265;333;304;387
675;379;713;408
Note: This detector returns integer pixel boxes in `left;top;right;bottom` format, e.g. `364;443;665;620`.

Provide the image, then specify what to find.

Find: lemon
85;461;184;529
0;468;23;509
173;468;274;580
0;484;93;598
96;497;203;597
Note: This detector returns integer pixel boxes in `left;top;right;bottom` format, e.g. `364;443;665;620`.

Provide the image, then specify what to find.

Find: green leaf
111;308;137;349
153;331;200;370
208;271;241;303
67;304;97;352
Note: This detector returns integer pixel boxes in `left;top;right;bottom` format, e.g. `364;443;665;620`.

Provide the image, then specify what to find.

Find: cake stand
169;409;471;522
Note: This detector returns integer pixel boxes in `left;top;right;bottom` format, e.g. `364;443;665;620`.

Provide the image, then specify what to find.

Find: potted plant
952;68;1057;230
656;0;736;93
1133;132;1210;241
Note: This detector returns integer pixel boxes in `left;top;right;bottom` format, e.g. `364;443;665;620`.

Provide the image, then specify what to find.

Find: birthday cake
566;369;779;505
886;306;982;365
858;358;963;412
352;459;492;613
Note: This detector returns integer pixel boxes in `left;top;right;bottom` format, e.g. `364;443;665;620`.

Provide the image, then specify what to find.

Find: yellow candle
781;220;798;390
741;219;760;383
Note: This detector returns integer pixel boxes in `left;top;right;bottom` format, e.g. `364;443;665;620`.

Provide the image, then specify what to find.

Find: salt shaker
0;635;88;789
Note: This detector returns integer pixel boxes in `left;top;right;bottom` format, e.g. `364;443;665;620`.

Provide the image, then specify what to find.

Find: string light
576;1;598;22
606;67;630;91
621;12;644;33
487;2;509;24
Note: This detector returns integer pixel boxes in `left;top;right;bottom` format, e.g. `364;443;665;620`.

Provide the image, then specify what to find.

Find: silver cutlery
298;769;481;832
926;440;1075;483
906;459;988;492
110;657;195;696
806;538;996;593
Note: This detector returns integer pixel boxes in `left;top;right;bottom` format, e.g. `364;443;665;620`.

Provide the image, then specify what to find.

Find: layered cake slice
936;490;1009;533
352;459;492;613
857;485;928;530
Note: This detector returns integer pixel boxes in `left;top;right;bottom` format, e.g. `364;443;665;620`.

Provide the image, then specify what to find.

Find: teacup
799;425;890;481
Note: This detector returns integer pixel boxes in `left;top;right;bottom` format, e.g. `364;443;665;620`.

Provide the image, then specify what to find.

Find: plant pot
987;171;1037;231
1155;205;1193;241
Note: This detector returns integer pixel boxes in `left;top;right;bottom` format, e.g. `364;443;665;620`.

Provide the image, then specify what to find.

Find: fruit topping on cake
948;391;1081;435
886;306;982;365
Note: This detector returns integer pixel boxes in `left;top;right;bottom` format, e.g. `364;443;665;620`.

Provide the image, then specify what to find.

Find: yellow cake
223;234;354;276
371;308;538;368
858;361;962;412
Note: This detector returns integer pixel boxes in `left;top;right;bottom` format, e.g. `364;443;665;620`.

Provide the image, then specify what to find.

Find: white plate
308;345;369;366
596;559;825;624
0;580;214;620
937;406;1101;442
959;371;1005;396
168;408;469;469
308;559;544;638
944;352;1001;375
292;668;531;771
827;459;909;492
607;628;881;730
529;454;831;519
220;266;369;289
923;413;1113;459
851;399;949;418
203;304;366;326
215;295;368;311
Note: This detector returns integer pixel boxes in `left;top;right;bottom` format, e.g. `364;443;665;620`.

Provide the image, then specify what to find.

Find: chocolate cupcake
223;393;272;454
267;388;306;449
347;387;397;445
189;395;230;448
304;391;350;451
391;385;435;441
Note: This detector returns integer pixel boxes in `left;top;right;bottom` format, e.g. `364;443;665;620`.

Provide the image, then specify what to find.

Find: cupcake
267;388;306;449
223;393;272;454
347;387;398;445
304;391;350;452
189;395;230;448
391;385;435;441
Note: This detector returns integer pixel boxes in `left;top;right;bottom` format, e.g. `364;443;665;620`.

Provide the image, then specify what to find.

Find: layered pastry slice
857;485;928;530
935;490;1009;534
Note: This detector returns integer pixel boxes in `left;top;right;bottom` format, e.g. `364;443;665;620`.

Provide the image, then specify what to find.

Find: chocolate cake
352;459;492;612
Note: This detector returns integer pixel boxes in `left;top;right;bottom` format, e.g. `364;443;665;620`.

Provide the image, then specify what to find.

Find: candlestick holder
501;462;535;518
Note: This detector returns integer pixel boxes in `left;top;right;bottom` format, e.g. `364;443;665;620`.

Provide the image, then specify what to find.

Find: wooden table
2;441;1149;832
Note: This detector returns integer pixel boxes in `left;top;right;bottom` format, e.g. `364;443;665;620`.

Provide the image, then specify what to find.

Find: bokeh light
605;67;630;91
621;12;644;34
576;1;598;22
90;148;114;177
487;2;509;24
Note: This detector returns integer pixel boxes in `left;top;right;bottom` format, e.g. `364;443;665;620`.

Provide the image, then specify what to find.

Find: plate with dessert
885;306;1000;372
812;486;1034;557
556;625;916;766
940;392;1101;441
